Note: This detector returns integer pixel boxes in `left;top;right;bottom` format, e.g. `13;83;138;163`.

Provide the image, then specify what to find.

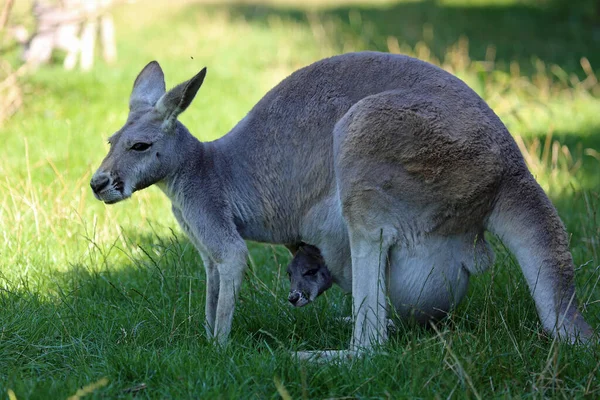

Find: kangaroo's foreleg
213;245;248;343
200;254;219;337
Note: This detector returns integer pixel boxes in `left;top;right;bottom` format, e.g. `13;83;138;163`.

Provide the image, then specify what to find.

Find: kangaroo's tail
486;172;593;343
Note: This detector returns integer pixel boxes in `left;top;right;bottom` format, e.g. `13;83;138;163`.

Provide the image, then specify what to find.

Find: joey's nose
288;291;300;305
90;175;110;193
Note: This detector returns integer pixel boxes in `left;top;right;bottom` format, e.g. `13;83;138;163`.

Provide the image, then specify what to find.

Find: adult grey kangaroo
90;52;593;358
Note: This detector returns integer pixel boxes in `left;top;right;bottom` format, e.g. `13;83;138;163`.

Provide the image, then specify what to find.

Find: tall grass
0;0;599;398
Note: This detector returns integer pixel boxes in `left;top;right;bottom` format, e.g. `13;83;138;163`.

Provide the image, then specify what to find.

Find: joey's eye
130;142;152;151
303;269;319;277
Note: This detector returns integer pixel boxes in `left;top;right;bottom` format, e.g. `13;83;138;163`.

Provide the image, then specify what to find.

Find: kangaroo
286;244;395;335
90;52;593;359
286;241;463;325
286;243;333;307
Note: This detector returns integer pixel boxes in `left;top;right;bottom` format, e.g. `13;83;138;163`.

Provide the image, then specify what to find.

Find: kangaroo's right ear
154;67;207;131
129;61;166;111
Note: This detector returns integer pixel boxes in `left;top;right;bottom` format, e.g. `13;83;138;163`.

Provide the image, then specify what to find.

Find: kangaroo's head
90;61;206;204
287;244;333;307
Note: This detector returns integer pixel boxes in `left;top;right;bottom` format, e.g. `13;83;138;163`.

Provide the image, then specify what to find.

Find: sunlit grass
0;0;599;398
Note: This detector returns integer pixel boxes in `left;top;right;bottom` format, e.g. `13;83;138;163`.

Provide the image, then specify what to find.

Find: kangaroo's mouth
288;290;311;307
93;186;130;204
91;173;131;204
103;197;123;204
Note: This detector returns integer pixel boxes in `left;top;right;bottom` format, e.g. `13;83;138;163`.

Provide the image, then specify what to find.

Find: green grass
1;0;599;398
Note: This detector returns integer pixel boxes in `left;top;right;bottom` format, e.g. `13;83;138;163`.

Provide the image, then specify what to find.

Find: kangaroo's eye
131;142;152;151
303;269;319;277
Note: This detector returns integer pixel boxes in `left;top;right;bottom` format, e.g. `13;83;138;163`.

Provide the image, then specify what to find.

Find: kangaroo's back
239;52;508;147
222;52;515;242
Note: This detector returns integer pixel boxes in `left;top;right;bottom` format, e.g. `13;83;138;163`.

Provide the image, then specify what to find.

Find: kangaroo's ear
285;243;300;256
155;67;207;131
129;61;166;111
300;244;324;262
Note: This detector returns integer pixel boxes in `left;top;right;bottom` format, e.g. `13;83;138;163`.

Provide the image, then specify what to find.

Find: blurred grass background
0;0;599;398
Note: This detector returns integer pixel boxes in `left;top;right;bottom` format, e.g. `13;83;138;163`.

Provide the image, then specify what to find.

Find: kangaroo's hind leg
297;200;397;360
347;225;393;350
332;89;478;354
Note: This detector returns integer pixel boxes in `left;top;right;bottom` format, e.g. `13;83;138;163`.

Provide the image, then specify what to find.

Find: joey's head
287;244;333;307
90;61;207;204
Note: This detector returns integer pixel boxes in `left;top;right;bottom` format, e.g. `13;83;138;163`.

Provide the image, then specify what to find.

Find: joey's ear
129;61;166;111
155;67;207;130
300;244;324;261
285;244;300;256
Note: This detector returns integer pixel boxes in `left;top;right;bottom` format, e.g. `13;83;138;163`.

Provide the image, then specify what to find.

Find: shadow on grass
28;223;600;349
1;223;599;397
0;228;354;396
190;0;600;79
0;228;352;361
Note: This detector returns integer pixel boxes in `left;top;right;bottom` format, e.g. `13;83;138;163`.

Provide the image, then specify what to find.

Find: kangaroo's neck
157;127;225;206
158;120;296;242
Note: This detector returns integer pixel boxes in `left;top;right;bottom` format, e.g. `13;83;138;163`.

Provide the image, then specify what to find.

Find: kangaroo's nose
90;175;110;193
288;291;300;305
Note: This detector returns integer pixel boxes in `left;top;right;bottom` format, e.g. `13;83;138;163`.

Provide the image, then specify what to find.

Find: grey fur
91;52;593;357
286;243;332;307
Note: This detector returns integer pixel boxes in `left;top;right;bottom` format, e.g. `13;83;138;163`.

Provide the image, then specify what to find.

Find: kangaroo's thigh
333;90;502;236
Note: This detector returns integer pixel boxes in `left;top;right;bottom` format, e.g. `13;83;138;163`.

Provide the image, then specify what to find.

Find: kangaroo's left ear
155;67;207;131
130;61;166;111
